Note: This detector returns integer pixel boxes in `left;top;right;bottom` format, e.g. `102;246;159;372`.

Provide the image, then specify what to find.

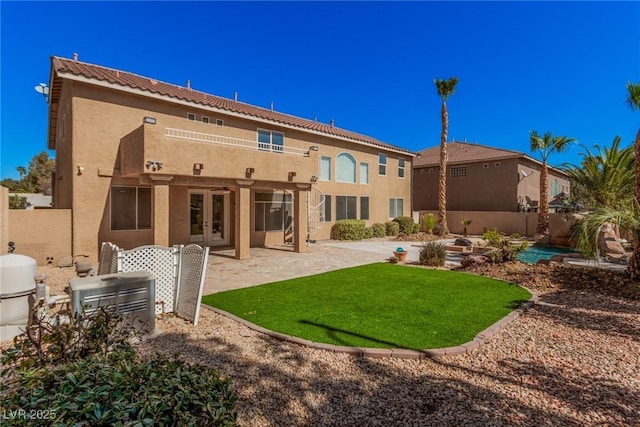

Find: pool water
517;245;574;264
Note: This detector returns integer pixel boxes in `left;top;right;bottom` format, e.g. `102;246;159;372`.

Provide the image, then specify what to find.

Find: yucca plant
419;241;446;266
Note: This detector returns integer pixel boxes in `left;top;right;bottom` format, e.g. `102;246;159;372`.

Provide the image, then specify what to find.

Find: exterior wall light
77;165;85;175
245;167;255;178
310;175;318;183
143;116;157;125
146;160;163;171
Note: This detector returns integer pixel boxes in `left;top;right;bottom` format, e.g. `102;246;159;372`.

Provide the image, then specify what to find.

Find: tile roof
414;141;525;167
414;141;569;177
49;56;416;156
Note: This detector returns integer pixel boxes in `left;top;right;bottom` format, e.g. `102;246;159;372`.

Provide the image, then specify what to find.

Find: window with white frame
111;186;152;231
336;195;357;220
254;192;292;231
450;166;467;178
187;113;196;121
202;116;210;124
360;162;369;184
257;129;284;153
319;156;331;181
360;197;369;220
379;154;387;175
216;119;224;127
398;158;405;178
336;153;356;183
389;198;403;219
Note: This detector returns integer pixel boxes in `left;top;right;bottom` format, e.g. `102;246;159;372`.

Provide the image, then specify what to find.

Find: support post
235;187;251;259
293;189;308;253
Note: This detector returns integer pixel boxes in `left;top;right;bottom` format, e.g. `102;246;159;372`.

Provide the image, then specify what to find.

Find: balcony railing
165;128;310;156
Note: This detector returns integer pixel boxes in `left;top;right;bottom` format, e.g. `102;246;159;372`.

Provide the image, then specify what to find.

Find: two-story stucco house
412;141;571;212
47;55;415;260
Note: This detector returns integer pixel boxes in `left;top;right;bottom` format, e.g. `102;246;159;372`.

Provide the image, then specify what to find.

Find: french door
189;190;230;246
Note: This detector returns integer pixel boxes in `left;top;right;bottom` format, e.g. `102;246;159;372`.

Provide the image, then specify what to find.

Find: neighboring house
412;141;571;212
8;193;52;209
47;55;415;260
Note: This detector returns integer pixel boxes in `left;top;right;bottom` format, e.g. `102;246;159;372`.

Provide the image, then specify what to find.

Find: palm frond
626;81;640;110
434;77;459;101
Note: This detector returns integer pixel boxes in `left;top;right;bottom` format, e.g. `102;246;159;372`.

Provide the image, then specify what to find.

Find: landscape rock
598;223;626;255
461;255;488;268
454;238;473;247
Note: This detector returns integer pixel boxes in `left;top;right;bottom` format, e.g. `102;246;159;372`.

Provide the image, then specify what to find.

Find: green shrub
331;219;366;240
419;241;446;266
385;221;400;236
363;227;374;239
484;233;530;263
421;213;437;234
371;223;387;238
482;228;504;248
393;216;415;235
1;306;238;426
412;223;421;234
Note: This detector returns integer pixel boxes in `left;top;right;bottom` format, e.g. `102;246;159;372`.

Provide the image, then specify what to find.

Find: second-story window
320;156;331;181
187;113;196;121
450;166;467;178
398;158;405;178
257;129;284;153
379;154;387;176
336;153;356;183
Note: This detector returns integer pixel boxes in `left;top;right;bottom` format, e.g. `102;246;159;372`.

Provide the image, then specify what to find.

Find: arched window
336;153;356;183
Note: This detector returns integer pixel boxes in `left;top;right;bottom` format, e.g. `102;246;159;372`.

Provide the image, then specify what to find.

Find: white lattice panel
175;244;209;325
98;242;119;276
117;245;178;315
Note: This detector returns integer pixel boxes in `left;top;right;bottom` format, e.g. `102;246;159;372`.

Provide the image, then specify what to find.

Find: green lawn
202;263;531;349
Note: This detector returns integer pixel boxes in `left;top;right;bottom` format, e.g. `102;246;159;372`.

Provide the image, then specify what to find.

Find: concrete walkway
202;239;463;295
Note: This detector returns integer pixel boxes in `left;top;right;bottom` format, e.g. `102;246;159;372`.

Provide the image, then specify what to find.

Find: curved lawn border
201;286;538;359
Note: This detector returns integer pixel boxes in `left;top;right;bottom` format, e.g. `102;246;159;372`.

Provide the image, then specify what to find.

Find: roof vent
187;80;191;91
270;101;274;111
330;119;335;128
73;52;78;61
234;92;238;102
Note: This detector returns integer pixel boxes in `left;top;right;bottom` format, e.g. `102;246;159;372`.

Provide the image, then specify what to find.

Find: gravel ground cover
30;263;640;426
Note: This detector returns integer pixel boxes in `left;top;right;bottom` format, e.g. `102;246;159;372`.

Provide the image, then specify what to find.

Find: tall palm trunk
537;162;549;234
629;243;640;280
438;101;448;231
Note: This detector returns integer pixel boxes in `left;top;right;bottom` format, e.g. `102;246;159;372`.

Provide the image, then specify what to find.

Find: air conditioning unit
69;271;155;333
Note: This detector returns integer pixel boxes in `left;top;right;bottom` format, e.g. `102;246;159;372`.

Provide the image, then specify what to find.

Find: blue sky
1;1;639;180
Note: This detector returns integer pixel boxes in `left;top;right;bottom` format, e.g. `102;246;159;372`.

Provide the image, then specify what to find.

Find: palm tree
627;81;640;204
562;136;634;210
529;131;575;235
572;206;640;280
16;166;26;181
433;77;459;233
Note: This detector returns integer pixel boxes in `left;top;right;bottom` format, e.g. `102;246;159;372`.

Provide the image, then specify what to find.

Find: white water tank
0;254;37;342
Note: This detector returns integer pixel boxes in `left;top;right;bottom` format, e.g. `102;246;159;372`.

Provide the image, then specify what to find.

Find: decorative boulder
461;255;488;268
598;223;625;255
454;238;473;247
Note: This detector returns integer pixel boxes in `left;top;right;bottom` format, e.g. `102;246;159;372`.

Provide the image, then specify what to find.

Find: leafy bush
421;213;437;234
412;223;421;234
419;241;447;266
1;306;238;426
363;227;374;239
483;228;504;248
371;223;387;238
385;221;400;236
331;219;366;240
484;232;530;263
393;216;415;235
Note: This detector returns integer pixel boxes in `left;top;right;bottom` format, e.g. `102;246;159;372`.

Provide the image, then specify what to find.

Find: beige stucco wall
6;209;72;265
53;80;412;258
413;158;570;212
419;210;573;239
0;187;8;254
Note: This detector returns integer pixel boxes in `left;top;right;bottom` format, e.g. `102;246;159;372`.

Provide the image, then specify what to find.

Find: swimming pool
517;245;574;264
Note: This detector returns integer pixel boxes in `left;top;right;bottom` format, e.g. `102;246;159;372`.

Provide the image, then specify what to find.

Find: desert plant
432;223;448;237
485;234;529;263
331;220;366;240
421;213;437;234
371;223;387;238
1;306;238;426
393;216;416;235
385;221;400;236
412;223;421;234
388;256;399;264
482;228;504;248
461;218;472;236
419;241;446;266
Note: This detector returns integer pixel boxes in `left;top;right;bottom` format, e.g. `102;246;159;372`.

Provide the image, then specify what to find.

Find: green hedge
331;219;366;240
385;221;400;236
364;227;374;239
371;223;387;238
393;216;416;235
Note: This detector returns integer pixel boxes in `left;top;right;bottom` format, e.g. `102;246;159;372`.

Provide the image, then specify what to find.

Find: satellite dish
34;83;49;95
